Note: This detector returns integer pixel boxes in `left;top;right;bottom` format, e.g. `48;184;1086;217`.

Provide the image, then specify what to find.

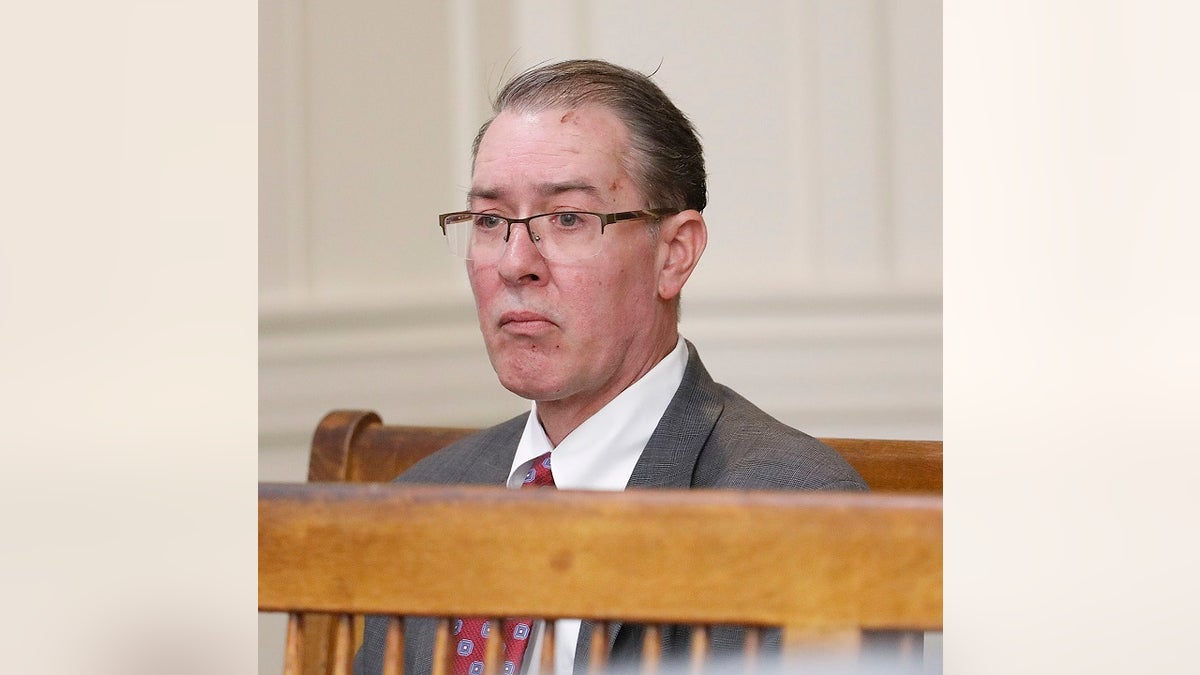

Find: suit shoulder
696;385;868;491
392;414;527;485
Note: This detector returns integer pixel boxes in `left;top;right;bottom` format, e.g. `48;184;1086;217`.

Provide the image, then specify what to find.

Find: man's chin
493;367;567;402
486;343;571;395
497;378;563;402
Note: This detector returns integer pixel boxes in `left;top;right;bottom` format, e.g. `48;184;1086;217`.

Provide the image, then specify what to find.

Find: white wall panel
813;0;890;287
260;292;941;477
258;0;308;299
259;0;943;472
303;0;459;299
886;0;943;287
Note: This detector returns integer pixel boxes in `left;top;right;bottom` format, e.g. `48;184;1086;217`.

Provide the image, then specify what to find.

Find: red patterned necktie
450;452;555;675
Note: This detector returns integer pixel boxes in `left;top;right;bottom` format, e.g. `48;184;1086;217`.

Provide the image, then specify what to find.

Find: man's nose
506;220;540;248
496;220;547;282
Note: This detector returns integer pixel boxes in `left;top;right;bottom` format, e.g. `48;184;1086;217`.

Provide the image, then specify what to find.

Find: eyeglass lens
442;213;605;262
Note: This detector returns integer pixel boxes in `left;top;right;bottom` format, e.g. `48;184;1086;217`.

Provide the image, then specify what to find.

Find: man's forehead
477;105;630;154
469;105;635;205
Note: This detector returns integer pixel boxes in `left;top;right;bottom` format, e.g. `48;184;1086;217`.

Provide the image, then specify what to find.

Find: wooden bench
260;482;942;675
270;409;942;674
307;410;943;494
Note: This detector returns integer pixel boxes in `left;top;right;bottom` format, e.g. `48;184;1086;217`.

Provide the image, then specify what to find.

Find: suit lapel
404;617;438;674
453;414;527;485
575;341;725;669
626;340;724;490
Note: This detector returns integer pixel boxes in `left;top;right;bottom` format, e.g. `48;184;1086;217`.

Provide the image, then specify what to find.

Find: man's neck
535;333;679;446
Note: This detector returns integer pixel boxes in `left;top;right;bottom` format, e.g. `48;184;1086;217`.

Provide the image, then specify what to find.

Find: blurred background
259;1;940;669
259;0;941;483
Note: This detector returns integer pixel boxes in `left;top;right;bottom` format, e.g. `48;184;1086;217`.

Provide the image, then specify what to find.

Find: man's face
467;105;676;417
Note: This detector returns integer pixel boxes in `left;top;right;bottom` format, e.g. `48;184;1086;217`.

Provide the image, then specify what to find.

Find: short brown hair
471;59;707;213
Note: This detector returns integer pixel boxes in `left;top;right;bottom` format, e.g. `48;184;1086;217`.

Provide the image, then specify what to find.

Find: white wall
259;4;941;670
260;0;942;483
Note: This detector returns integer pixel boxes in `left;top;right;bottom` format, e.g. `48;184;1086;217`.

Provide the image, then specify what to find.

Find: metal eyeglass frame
438;208;677;256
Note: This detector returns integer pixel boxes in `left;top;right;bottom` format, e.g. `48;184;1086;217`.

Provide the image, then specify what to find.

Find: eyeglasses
438;209;677;263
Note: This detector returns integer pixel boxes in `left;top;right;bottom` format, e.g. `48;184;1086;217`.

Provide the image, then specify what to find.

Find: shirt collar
507;336;688;490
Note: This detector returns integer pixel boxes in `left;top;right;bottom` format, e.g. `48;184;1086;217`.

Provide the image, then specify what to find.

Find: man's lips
498;310;557;334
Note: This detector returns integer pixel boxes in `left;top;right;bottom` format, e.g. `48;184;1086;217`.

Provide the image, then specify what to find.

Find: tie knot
521;451;555;488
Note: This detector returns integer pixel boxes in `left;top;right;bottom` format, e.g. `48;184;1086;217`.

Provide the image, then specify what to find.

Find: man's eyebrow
537;181;600;198
466;186;502;202
467;181;601;204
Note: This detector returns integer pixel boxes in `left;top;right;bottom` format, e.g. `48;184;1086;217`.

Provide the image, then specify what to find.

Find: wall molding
260;289;942;474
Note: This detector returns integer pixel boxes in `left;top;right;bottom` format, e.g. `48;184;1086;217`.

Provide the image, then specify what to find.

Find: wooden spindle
781;627;862;669
283;613;303;675
743;627;761;673
382;616;404;675
588;621;609;673
540;620;556;673
781;627;862;653
688;625;709;675
332;613;353;675
483;618;503;674
895;630;923;662
640;624;662;675
432;618;452;675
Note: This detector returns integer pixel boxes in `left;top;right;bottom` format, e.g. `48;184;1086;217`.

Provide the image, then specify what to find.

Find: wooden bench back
284;409;942;674
308;409;943;494
260;482;943;674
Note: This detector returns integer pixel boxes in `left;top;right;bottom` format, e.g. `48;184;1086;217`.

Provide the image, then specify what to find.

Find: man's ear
657;210;707;301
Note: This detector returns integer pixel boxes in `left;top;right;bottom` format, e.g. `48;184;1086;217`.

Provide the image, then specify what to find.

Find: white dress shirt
505;336;688;675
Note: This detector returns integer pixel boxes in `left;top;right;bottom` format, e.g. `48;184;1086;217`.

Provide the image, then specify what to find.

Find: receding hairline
473;103;663;212
475;101;642;177
472;101;634;160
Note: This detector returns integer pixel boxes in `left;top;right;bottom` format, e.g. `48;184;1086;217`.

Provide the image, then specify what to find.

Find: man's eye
553;213;581;227
474;215;504;229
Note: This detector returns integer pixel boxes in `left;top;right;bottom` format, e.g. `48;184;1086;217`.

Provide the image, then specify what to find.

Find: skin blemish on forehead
560;111;576;124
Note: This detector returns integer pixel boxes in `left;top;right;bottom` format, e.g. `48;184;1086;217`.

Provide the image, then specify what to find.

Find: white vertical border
946;2;1200;672
2;1;258;673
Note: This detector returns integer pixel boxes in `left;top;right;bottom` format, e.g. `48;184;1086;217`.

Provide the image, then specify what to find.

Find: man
354;59;866;675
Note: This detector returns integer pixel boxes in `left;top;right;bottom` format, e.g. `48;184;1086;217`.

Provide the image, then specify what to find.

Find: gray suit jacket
354;342;867;675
